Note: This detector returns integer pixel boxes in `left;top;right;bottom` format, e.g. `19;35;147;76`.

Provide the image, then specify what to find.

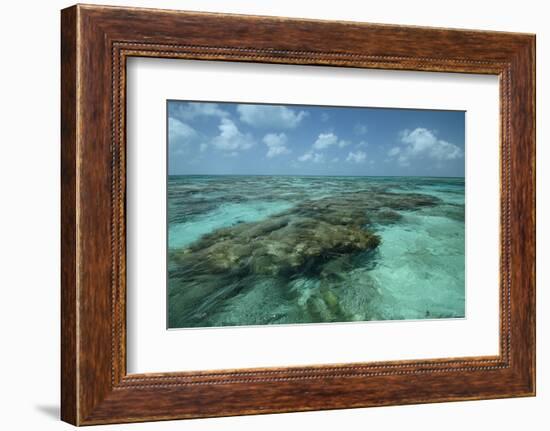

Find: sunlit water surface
167;176;465;328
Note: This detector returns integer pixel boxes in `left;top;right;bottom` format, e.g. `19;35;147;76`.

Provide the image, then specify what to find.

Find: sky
167;100;465;177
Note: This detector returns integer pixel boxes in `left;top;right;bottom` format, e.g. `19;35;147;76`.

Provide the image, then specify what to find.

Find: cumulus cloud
298;151;324;163
169;117;197;141
297;153;310;162
346;151;367;163
312;132;350;150
387;147;401;157
263;133;291;158
170;102;229;121
389;128;463;166
354;123;368;135
237;104;308;129
211;118;254;151
168;117;199;155
313;133;337;149
356;140;368;148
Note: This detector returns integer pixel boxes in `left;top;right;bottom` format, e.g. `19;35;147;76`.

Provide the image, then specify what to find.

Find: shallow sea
167;175;465;328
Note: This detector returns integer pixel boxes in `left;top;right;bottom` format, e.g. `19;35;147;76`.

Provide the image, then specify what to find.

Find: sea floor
167;176;465;328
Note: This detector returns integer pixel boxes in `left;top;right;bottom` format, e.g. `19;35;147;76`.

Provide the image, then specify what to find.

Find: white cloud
262;133;291;158
388;147;401;157
321;112;330;122
389;128;463;166
199;143;208;152
237;104;307;129
298;151;324;163
312;132;350;150
171;102;229;121
387;147;409;166
169;118;197;141
346;151;367;163
267;147;290;158
356;140;368;148
168;117;198;155
298;152;312;162
354;124;368;135
211;118;255;151
401;128;463;159
313;133;338;149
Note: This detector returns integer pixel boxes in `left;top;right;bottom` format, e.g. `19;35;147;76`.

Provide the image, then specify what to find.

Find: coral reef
168;190;441;328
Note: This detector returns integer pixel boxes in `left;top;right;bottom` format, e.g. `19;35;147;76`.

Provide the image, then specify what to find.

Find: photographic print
167;101;465;329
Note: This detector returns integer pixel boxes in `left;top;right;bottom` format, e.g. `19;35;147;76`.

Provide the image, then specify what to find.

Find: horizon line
168;173;465;179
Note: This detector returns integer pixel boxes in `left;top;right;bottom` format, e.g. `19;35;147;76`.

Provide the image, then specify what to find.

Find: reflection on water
167;175;465;329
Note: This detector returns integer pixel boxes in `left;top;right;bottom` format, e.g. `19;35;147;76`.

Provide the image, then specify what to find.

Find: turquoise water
167;175;465;328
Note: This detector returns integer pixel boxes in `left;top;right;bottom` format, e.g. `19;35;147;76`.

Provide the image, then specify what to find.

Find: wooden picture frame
61;4;535;425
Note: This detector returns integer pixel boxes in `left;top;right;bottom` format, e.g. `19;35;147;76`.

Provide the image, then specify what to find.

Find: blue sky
167;101;465;177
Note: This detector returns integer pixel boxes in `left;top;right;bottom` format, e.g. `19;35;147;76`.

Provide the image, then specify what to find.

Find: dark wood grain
61;4;536;425
60;5;78;425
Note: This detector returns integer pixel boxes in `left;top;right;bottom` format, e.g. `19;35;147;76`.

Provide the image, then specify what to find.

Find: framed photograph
61;4;536;425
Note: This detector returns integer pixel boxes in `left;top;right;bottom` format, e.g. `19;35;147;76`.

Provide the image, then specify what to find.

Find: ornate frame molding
61;5;535;425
